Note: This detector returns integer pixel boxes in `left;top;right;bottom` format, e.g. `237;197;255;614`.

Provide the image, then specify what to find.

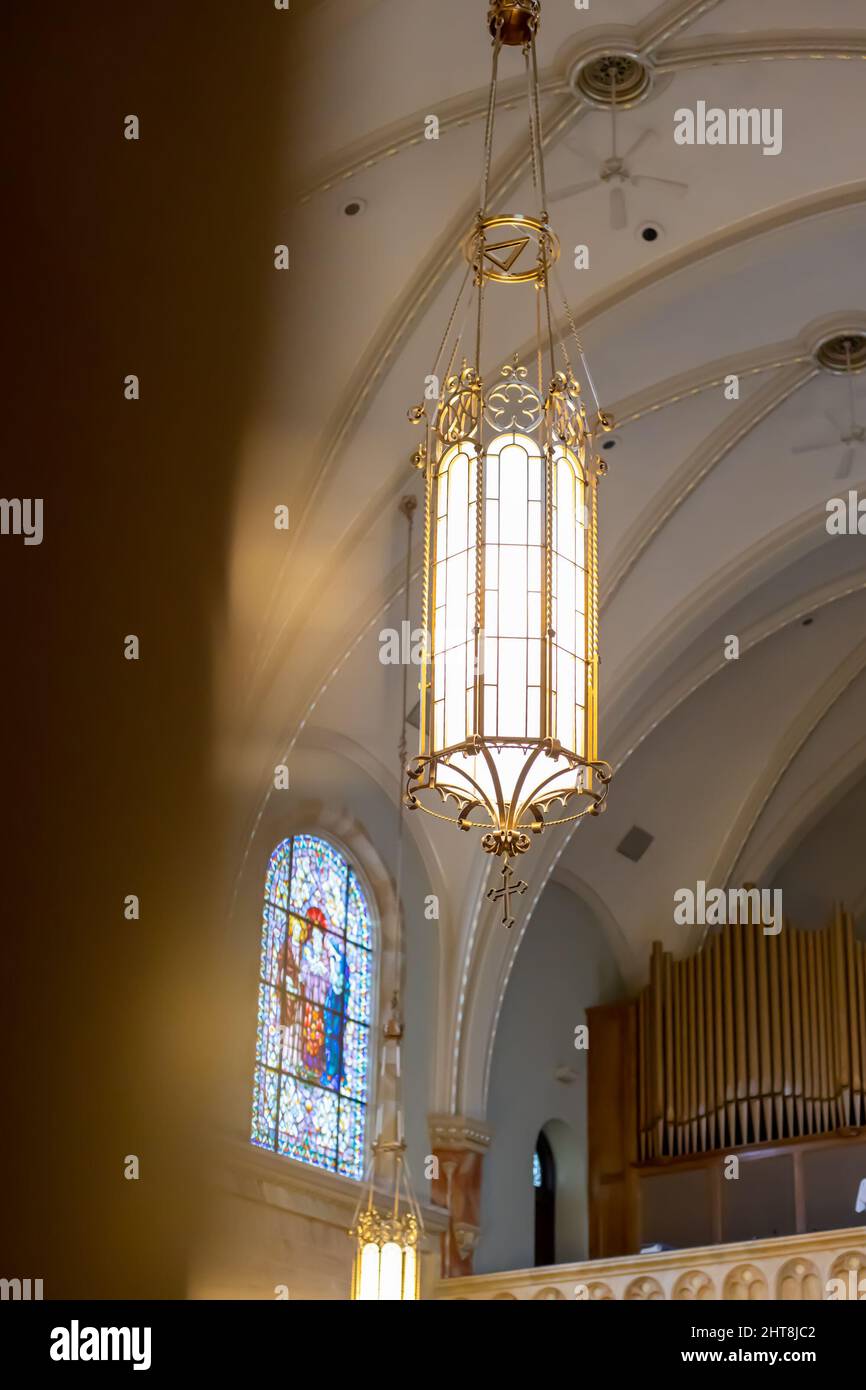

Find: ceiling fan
549;71;689;230
792;340;866;479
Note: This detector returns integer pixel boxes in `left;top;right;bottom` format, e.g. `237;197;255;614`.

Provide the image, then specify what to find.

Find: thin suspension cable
443;280;477;383
552;264;603;413
542;263;556;382
395;499;415;1011
379;497;415;1174
401;1147;423;1222
480;25;503;215
535;285;543;398
474;240;486;384
429;261;473;384
476;23;501;392
392;1150;402;1219
524;45;540;203
529;36;549;215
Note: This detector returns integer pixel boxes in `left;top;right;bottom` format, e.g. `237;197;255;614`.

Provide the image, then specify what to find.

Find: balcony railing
436;1227;866;1300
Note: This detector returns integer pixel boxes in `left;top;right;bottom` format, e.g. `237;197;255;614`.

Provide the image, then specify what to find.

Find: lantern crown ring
466;213;560;286
352;1207;420;1250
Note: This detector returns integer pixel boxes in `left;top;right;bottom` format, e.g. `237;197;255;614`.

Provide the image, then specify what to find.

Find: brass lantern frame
405;0;613;919
350;1138;423;1301
406;355;611;861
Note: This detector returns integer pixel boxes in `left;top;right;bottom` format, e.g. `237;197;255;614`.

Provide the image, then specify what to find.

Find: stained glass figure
251;835;374;1179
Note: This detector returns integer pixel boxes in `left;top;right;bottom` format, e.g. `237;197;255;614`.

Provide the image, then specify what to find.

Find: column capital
428;1113;492;1153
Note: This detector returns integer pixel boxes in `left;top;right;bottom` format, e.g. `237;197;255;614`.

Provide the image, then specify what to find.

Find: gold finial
487;1;540;47
486;858;528;929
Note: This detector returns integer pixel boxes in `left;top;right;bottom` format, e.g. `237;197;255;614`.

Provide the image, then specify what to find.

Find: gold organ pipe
663;950;674;1155
638;909;865;1159
800;928;817;1134
687;954;697;1152
651;940;664;1156
780;924;795;1135
733;922;748;1144
844;913;860;1125
673;959;684;1154
757;917;772;1139
795;922;806;1128
712;932;724;1151
833;906;850;1125
744;914;759;1141
861;935;866;1123
816;919;832;1133
768;929;783;1137
723;925;736;1147
696;948;707;1152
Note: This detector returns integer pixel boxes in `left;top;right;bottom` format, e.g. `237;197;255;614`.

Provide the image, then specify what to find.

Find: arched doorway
534;1130;556;1266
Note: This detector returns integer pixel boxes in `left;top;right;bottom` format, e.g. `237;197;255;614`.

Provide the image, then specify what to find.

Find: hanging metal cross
486;858;528;929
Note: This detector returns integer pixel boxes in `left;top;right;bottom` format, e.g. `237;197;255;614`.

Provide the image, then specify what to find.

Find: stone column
428;1115;492;1277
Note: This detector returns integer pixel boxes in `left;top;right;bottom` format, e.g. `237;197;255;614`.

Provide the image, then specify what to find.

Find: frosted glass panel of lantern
534;749;588;806
445;743;535;820
483;433;544;742
379;1242;403;1300
358;1241;380;1300
432;442;477;753
551;444;586;758
403;1244;418;1300
438;432;542;816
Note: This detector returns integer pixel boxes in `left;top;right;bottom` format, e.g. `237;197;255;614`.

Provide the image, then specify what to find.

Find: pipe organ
587;906;866;1259
637;907;866;1159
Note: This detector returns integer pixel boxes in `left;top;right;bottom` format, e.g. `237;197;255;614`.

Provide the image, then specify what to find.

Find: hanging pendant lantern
405;0;613;925
350;1002;424;1300
350;505;425;1299
351;1148;422;1301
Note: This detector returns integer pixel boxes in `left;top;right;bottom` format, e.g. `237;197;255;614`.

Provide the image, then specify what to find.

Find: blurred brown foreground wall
0;0;287;1297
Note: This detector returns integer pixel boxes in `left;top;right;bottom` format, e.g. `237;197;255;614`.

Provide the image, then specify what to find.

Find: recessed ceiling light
342;198;366;218
637;222;662;244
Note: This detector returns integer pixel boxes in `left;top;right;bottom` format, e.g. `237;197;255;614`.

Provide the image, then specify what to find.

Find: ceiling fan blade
836;446;856;479
610;185;627;230
791;439;836;455
621;129;655;163
630;174;689;194
548;177;602;204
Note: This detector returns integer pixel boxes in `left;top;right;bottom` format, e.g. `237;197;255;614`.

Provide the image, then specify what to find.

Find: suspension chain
480;22;504;216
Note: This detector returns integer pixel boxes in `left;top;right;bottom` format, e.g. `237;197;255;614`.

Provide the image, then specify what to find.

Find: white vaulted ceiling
226;0;866;1118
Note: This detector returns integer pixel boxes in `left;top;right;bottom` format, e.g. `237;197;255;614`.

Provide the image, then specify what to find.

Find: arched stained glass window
251;834;374;1180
